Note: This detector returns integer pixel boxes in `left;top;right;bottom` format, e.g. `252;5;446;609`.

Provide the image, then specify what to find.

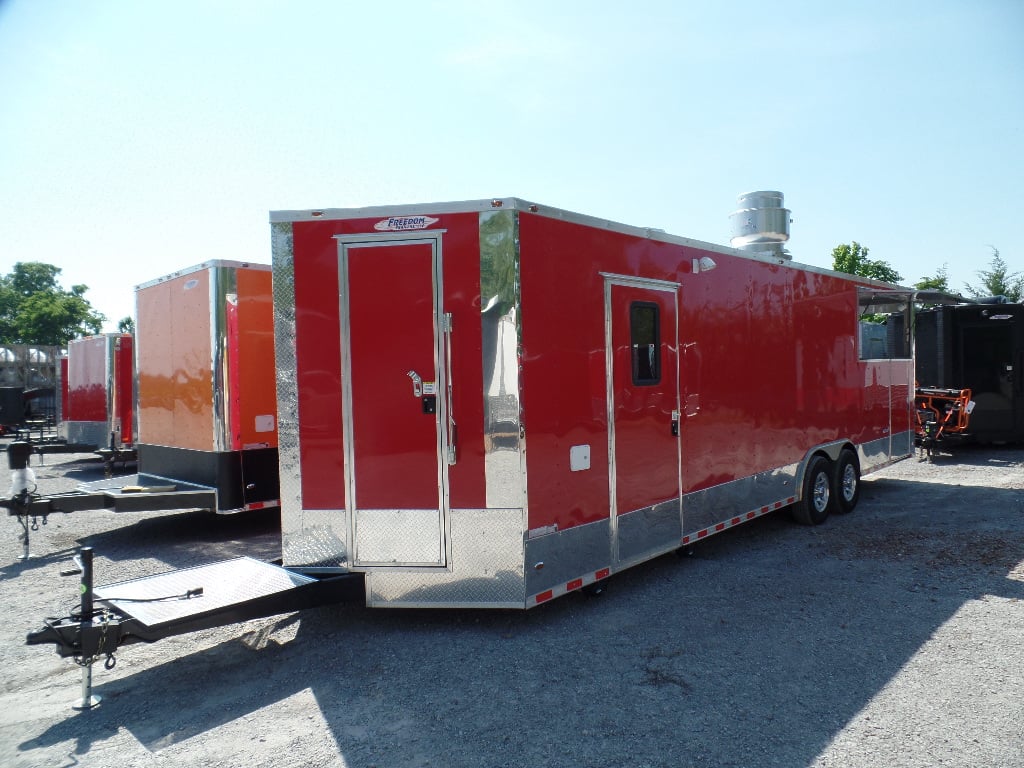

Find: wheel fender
794;440;855;495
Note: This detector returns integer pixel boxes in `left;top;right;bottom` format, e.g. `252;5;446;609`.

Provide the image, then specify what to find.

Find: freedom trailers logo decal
374;215;440;231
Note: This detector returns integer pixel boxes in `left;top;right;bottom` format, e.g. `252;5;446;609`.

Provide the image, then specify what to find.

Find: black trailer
892;301;1023;444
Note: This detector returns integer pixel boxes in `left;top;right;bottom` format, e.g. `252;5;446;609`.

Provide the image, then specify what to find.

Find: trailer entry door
604;275;682;565
339;234;449;568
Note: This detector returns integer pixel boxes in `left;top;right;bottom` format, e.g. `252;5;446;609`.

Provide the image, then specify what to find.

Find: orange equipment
914;386;973;458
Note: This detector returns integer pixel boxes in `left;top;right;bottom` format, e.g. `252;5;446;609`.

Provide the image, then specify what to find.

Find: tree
912;264;954;309
0;262;105;345
914;264;950;293
117;316;135;334
963;247;1022;301
831;242;902;284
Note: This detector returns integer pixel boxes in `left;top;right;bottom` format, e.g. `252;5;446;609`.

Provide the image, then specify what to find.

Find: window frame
629;300;662;386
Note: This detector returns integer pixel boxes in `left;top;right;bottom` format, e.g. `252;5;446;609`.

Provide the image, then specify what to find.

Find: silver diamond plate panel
354;509;444;566
282;508;348;568
95;557;314;628
66;421;110;450
366;508;525;608
271;221;304;554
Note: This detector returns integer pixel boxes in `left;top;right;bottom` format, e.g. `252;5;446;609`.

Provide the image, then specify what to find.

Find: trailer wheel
583;581;607;597
832;449;860;514
792;455;832;526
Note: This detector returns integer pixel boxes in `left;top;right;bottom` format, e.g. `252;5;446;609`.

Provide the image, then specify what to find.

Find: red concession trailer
132;260;279;512
64;334;135;451
268;198;916;608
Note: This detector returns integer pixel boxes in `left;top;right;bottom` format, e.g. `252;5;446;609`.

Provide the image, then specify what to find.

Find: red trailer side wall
66;336;108;422
515;213;907;536
288;205;908;537
60;355;68;423
514;217;615;531
289;221;345;509
113;335;134;445
290;214;486;511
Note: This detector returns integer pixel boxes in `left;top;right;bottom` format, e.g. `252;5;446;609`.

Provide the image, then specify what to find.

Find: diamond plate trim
366;508;525;607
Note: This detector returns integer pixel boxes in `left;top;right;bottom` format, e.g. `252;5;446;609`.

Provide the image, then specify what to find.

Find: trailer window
857;289;913;360
630;302;661;385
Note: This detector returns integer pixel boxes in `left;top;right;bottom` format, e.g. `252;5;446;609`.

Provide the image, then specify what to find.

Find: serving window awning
857;287;973;314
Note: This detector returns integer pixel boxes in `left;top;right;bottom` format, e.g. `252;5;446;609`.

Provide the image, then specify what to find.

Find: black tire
832;449;860;514
792;455;832;525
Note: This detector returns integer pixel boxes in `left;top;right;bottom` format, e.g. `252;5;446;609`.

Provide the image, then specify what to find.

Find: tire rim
813;471;830;512
842;464;858;502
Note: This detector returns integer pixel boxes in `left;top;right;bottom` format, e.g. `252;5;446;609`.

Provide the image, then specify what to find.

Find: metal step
78;473;213;496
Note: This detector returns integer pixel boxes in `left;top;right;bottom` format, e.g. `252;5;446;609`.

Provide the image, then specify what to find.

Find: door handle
407;370;423;398
443;313;457;464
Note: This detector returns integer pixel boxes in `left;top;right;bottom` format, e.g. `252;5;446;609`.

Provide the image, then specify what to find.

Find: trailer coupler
2;487;48;561
27;608;129;662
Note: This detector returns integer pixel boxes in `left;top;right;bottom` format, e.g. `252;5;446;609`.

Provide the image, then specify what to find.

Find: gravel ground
0;442;1021;768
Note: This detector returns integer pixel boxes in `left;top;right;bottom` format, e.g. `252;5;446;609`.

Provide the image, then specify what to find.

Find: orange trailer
132;260;279;512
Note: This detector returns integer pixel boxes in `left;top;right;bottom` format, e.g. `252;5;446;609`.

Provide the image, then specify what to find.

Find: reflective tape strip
531;568;611;606
244;499;280;511
218;499;281;514
680;496;796;545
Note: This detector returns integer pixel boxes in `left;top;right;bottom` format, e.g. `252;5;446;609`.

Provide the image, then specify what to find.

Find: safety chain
73;611;116;670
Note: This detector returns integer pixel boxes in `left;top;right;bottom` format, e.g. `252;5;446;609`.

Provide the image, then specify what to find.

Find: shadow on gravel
80;507;284;569
905;441;1022;466
1;506;281;579
17;471;1024;767
0;547;82;580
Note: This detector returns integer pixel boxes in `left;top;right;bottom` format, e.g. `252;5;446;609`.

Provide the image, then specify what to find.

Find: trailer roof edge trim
134;260;271;291
268;197;910;290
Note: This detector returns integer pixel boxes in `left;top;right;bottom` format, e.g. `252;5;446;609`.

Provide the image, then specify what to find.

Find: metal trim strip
272;199;900;291
133;260;270;292
336;231;452;569
271;221;310;559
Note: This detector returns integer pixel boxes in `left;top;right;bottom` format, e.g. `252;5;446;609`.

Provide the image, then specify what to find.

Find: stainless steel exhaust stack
729;191;791;259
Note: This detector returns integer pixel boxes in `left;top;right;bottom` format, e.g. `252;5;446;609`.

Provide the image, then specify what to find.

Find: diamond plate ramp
94;557;318;629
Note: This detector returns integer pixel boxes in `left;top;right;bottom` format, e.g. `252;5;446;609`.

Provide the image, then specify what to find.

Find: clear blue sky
1;1;1021;331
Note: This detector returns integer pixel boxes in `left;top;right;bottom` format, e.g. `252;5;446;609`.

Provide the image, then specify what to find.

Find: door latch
407;370;423;397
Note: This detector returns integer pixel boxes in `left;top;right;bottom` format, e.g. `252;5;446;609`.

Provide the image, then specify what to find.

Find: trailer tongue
26;548;363;706
27;554;362;657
